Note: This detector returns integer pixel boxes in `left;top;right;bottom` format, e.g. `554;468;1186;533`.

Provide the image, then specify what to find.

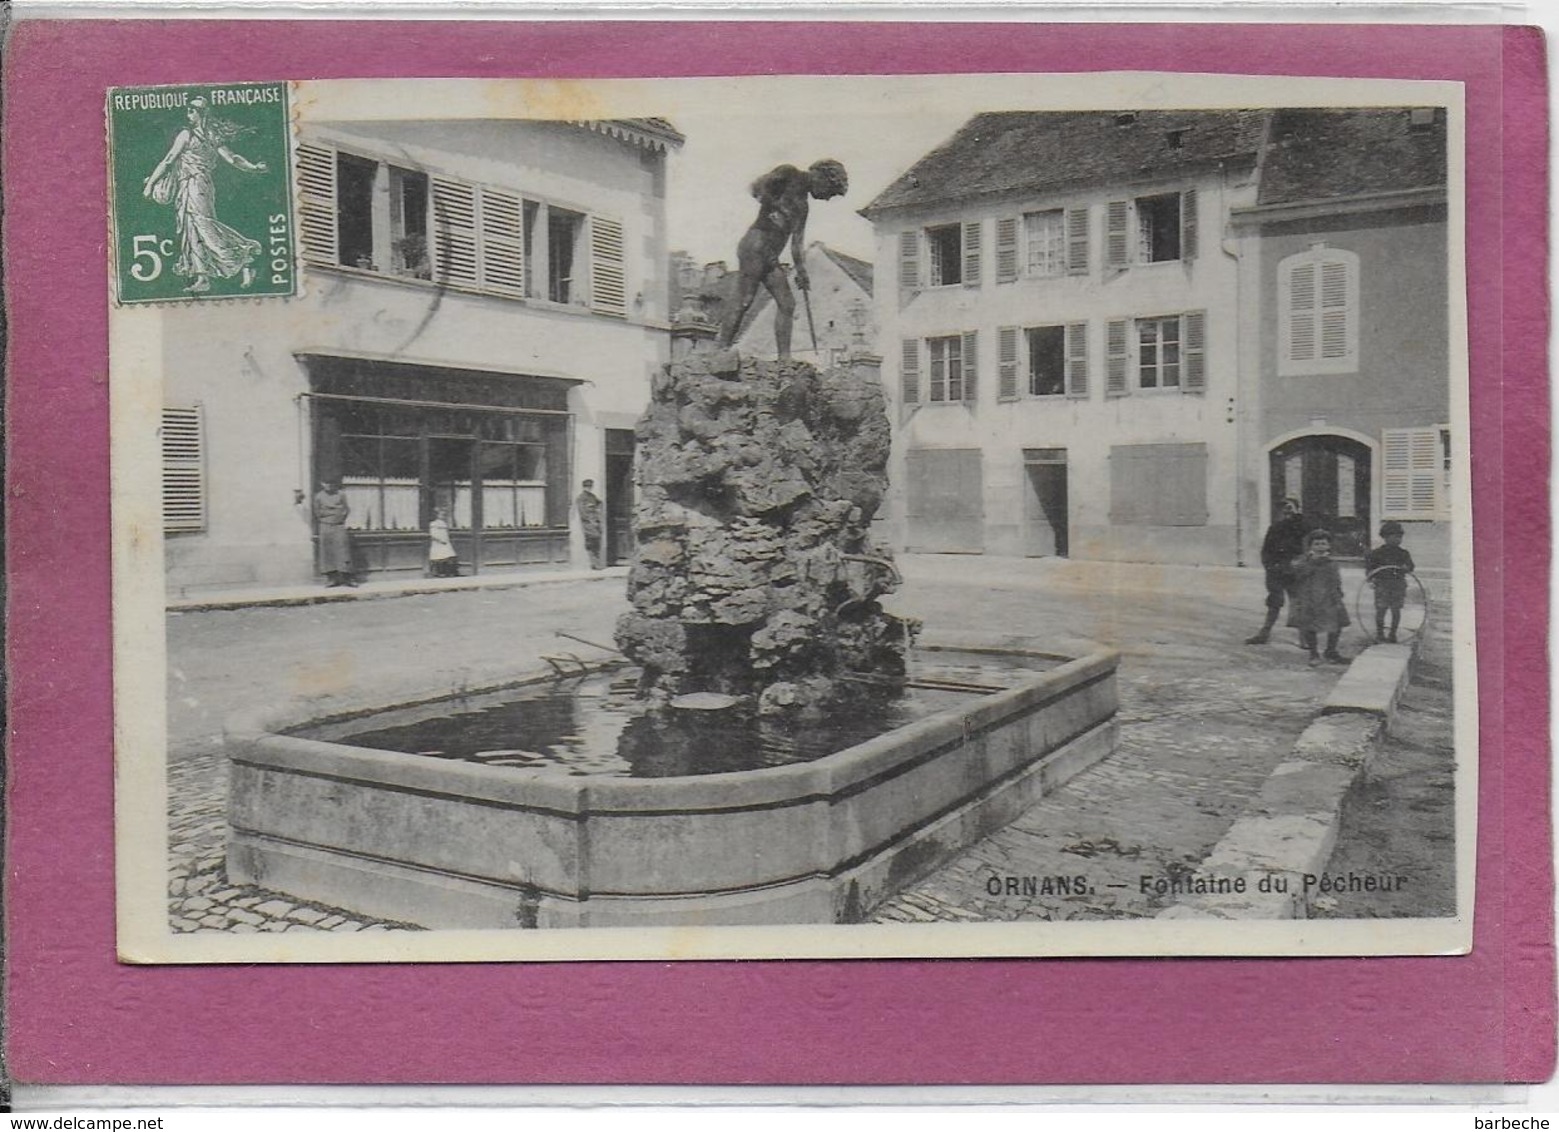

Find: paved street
162;555;1455;931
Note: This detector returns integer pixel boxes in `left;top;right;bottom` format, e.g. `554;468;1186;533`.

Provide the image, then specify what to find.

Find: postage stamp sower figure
109;83;296;303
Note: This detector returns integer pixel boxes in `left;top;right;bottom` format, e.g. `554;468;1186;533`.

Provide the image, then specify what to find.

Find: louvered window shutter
1288;261;1317;362
295;143;338;266
162;406;205;533
478;187;525;298
961;331;978;403
1381;427;1441;519
1181;189;1198;261
430;177;479;289
1381;429;1411;516
1408;429;1441;516
1106;201;1130;270
1066;207;1089;275
589;215;627;317
1319;259;1350;360
962;222;982;287
995;218;1019;283
1065;322;1089;398
900;339;921;404
1183;311;1206;391
898;231;919;294
997;327;1019;401
1106;319;1130;396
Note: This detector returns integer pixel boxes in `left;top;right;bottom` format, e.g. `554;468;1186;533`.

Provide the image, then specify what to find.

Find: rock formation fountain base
224;355;1121;930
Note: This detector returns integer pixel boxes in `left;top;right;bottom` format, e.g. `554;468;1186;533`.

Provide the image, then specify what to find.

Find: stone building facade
159;118;682;594
862;110;1264;565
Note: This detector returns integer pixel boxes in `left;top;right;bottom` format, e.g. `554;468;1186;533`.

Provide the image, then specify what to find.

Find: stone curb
1157;616;1427;922
167;566;629;613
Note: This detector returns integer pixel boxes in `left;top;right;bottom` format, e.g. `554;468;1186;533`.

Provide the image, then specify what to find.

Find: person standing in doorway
313;479;356;588
1245;496;1307;644
428;507;459;578
576;479;605;570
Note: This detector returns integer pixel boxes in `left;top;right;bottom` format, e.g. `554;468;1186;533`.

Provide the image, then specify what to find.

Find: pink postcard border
3;20;1551;1085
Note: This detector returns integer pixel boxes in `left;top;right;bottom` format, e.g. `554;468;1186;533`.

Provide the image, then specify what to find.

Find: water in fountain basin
294;651;1059;779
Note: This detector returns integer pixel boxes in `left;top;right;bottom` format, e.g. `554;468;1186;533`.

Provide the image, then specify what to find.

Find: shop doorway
1270;434;1372;559
1022;448;1069;557
604;429;636;566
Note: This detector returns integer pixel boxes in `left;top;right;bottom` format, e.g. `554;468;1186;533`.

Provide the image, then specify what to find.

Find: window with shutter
929;335;965;402
1135;193;1182;262
900;338;921;404
1381;426;1444;520
588;214;626;316
1066;207;1089;275
1180;188;1198;261
478;187;526;297
1024;325;1065;397
162;406;205;534
995;218;1019;283
1022;210;1065;278
1183;311;1206;391
1106;319;1129;396
295;143;339;266
997;327;1020;401
1065;322;1088;398
927;225;963;286
961;330;978;402
898;230;920;293
1105;201;1129;270
962;222;982;287
431;176;480;289
1278;246;1359;375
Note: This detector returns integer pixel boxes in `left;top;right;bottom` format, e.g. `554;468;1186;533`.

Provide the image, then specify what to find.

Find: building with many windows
1231;108;1450;569
861;107;1450;569
862;110;1265;564
160;117;682;594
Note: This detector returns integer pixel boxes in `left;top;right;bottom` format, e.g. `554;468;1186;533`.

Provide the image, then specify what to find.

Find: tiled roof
862;110;1268;216
819;245;874;296
1256;108;1447;205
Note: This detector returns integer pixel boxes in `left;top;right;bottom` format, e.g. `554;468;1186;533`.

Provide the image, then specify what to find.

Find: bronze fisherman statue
717;159;849;359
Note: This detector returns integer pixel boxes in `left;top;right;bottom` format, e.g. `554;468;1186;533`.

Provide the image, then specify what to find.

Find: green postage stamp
108;82;296;303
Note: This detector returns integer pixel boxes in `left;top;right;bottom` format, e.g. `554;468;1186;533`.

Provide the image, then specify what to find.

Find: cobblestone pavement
1311;597;1457;919
162;555;1453;931
165;578;628;933
870;556;1453;923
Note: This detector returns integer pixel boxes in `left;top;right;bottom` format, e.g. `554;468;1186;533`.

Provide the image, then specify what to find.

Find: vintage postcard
111;72;1474;964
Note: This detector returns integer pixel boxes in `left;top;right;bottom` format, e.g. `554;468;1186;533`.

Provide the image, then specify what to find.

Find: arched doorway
1270;434;1372;558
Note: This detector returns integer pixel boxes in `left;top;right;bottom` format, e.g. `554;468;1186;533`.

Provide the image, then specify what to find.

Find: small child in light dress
1365;520;1416;643
1287;529;1350;666
428;508;459;578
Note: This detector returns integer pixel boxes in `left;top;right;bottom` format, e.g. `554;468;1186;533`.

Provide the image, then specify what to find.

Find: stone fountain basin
225;631;1120;929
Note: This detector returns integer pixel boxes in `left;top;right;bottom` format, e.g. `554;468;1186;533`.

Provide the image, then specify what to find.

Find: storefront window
316;398;565;533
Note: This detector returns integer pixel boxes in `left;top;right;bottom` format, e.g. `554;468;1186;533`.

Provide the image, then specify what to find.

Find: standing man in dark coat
1245;496;1307;644
313;479;356;588
576;479;605;570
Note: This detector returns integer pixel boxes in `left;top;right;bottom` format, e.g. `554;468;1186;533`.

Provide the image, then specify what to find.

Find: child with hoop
1365;520;1416;643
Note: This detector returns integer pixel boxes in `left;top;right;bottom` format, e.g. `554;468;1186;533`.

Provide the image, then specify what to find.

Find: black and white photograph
111;73;1473;962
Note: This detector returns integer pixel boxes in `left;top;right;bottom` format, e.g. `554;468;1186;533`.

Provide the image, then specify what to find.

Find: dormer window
1114;112;1137;127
